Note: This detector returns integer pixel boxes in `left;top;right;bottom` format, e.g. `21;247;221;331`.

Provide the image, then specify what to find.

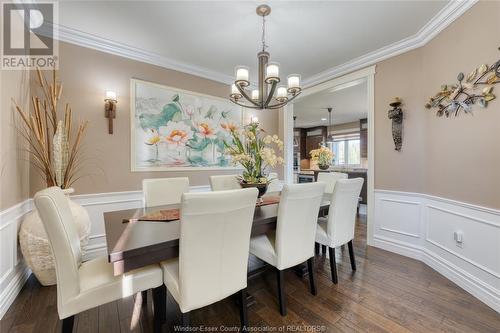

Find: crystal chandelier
229;4;302;110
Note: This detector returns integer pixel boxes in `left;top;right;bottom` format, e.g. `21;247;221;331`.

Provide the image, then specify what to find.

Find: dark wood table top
104;193;330;275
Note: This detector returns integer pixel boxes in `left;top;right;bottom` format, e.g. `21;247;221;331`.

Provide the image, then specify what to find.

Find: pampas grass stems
14;68;87;189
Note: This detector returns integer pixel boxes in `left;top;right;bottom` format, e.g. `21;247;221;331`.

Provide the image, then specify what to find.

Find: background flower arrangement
224;122;284;185
310;146;334;169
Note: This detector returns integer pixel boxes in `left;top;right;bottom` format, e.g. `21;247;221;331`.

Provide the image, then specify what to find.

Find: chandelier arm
235;83;262;108
267;91;302;109
264;81;278;108
229;98;263;109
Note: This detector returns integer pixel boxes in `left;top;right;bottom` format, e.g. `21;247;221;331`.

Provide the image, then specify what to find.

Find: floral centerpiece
310;146;334;170
224;122;284;197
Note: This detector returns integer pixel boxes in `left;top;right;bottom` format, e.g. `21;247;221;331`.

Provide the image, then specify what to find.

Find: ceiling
56;1;449;84
293;79;367;128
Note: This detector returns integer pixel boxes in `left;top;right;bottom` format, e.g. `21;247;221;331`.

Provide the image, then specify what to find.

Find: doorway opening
283;66;375;244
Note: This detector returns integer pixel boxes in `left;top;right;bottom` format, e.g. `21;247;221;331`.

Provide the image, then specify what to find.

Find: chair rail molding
372;189;500;313
0;184;211;319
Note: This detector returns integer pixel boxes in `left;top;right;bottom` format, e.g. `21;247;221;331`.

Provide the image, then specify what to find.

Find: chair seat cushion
249;231;277;267
315;217;331;247
62;257;162;318
160;258;181;305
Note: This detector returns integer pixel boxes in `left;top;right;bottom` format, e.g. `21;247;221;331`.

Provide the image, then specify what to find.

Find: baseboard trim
373;190;500;314
0;265;31;319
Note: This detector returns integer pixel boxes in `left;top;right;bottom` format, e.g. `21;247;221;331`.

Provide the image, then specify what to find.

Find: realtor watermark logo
1;1;58;69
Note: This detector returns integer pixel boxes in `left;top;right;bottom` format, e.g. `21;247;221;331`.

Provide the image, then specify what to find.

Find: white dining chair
143;177;189;207
160;188;258;328
317;172;347;194
34;187;164;333
249;182;325;316
267;172;282;193
315;178;364;284
209;174;241;191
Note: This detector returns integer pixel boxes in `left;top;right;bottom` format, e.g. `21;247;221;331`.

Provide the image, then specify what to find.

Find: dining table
103;192;331;277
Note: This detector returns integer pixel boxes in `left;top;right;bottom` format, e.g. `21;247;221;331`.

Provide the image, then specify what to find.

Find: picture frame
130;78;243;171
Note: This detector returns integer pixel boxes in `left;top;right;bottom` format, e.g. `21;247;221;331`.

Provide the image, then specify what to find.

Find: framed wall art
130;79;242;171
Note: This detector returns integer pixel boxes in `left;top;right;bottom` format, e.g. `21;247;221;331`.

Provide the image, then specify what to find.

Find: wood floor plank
97;301;121;333
2;216;499;333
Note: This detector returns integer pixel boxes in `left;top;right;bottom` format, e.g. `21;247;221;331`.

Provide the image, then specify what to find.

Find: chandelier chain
261;15;268;52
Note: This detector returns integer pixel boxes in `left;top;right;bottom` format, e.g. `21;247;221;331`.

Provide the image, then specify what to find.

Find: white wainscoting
373;190;500;313
0;185;211;319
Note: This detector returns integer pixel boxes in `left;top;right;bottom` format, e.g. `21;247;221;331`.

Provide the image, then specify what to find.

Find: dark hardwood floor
2;215;499;333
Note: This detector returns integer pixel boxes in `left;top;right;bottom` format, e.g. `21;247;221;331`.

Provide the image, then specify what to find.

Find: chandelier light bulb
235;66;250;86
265;62;280;83
230;84;242;99
287;75;300;89
251;89;259;100
276;86;287;98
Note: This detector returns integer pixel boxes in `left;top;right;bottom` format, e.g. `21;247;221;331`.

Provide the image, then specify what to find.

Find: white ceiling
293;79;367;128
57;1;449;84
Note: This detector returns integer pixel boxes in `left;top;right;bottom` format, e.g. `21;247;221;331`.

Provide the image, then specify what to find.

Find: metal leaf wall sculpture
425;47;500;117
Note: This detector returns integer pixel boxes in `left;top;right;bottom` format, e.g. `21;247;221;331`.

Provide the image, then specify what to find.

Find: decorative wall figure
425;47;500;117
388;97;403;151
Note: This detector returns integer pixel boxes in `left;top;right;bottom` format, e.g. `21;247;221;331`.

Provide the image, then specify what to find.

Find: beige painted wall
4;2;498;209
0;69;30;210
375;1;500;208
29;42;281;195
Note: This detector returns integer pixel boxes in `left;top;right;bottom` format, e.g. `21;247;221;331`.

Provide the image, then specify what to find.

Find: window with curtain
327;133;361;166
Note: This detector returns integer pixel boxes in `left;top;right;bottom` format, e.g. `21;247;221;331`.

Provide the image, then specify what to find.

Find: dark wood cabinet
360;118;368;158
295;126;327;161
306;135;323;157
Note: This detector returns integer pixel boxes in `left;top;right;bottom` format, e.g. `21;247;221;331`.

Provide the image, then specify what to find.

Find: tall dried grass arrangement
13;68;88;189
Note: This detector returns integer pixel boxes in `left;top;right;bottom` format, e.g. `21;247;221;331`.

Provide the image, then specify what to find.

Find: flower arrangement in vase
310;146;334;170
13;68;88;188
224;122;284;198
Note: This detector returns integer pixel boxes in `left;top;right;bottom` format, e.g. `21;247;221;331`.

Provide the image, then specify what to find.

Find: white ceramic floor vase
19;188;91;286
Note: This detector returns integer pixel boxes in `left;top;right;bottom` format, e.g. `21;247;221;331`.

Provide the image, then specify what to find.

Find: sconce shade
105;90;117;102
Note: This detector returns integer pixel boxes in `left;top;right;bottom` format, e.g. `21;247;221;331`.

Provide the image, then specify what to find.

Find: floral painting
131;79;242;171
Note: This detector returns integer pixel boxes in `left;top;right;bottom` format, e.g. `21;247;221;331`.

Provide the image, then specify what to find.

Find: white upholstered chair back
317;172;347;194
267;172;282;193
143;177;189;207
275;182;325;270
209;174;241;191
178;188;258;311
326;178;364;247
34;187;82;314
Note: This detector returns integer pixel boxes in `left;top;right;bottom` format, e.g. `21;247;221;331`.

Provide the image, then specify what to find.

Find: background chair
34;187;164;333
209;174;241;191
160;188;258;328
317;172;347;194
143;177;189;207
249;182;325;316
316;172;348;254
266;172;282;193
315;178;364;284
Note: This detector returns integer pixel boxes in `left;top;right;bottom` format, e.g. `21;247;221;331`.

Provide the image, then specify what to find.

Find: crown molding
55;24;235;85
302;0;478;88
50;1;476;88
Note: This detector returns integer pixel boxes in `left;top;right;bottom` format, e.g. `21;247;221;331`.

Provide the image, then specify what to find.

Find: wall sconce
104;90;117;134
